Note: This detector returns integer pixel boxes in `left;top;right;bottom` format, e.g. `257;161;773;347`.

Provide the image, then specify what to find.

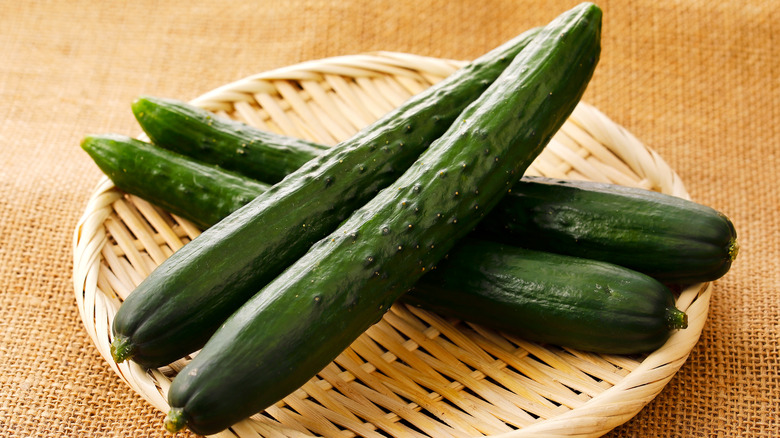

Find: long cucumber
110;25;543;369
84;133;738;284
164;4;602;434
133;90;737;285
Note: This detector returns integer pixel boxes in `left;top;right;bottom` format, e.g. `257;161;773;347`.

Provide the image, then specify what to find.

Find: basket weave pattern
72;53;710;438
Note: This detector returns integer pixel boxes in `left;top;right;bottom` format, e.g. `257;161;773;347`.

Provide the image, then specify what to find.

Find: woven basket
72;52;710;438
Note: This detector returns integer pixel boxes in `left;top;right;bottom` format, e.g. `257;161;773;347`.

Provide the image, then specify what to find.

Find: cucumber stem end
110;336;134;363
666;307;688;330
164;407;188;434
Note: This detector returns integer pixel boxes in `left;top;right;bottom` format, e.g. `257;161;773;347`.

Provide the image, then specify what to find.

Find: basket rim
72;51;710;438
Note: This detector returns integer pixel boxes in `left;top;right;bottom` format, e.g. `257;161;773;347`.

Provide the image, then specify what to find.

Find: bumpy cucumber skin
132;96;329;184
80;134;269;229
112;26;543;369
407;239;686;354
476;176;738;283
166;5;602;435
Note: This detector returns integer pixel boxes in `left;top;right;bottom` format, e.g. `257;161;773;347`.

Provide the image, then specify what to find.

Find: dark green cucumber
110;25;544;369
84;135;687;354
408;239;687;354
164;5;601;434
134;90;737;285
132;96;330;184
81;134;270;229
474;176;739;283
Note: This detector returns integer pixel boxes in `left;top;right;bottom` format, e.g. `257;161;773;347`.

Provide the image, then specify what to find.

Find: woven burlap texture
1;0;777;437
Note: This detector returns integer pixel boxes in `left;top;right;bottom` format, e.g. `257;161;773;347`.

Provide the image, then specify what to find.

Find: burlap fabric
1;1;777;436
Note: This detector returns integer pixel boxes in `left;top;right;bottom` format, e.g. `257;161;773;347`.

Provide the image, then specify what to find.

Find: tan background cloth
1;0;777;436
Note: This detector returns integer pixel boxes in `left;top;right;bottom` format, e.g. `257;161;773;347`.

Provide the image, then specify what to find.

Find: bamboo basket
72;52;710;438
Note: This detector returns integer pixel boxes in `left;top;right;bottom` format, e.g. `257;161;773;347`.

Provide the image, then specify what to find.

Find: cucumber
81;134;270;229
110;25;544;369
475;176;739;283
132;96;330;184
134;93;737;285
407;239;687;354
164;5;602;434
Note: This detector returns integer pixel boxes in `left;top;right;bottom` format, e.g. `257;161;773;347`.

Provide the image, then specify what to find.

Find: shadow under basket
73;52;710;438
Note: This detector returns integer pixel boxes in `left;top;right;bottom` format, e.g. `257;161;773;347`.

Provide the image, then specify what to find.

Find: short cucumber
80;134;269;229
164;5;602;434
110;25;543;369
407;239;687;354
132;96;330;184
474;176;739;283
